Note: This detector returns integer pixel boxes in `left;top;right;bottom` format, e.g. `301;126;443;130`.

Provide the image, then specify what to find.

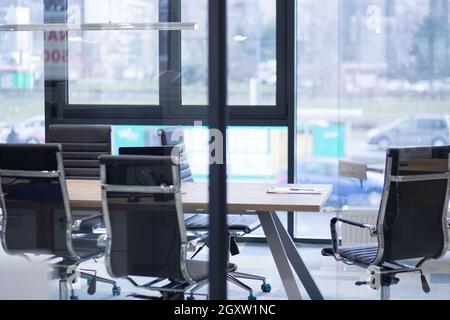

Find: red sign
44;31;68;79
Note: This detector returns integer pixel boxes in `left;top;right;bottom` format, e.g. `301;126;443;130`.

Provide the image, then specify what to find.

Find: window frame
45;0;290;127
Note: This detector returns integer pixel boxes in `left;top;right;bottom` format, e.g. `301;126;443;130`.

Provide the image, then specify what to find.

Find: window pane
181;0;208;105
227;0;276;105
295;0;450;242
67;0;159;105
111;124;287;238
0;1;44;144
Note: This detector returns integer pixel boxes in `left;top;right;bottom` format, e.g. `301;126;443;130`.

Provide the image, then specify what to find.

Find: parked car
16;116;45;144
279;158;384;207
368;113;450;150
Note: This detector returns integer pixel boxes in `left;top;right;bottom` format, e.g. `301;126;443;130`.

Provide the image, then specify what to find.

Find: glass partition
296;0;450;239
296;0;450;299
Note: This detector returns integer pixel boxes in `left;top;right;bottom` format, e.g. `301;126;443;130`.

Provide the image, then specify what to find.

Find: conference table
67;180;332;300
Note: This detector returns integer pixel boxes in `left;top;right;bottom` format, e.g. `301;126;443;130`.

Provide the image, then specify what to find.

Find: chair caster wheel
261;283;271;293
186;296;195;300
70;295;79;300
112;286;121;296
248;295;257;300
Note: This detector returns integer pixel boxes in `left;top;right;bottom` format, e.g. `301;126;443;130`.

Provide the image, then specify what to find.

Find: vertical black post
160;0;182;122
208;0;228;300
286;0;296;238
44;0;68;138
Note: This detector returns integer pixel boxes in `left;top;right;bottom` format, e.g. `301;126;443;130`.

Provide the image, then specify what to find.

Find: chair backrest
47;125;111;179
100;155;191;282
119;146;182;182
157;127;194;182
0;144;76;257
374;146;450;264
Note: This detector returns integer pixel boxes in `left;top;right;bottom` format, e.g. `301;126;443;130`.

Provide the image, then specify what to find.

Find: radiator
340;208;450;249
339;208;378;246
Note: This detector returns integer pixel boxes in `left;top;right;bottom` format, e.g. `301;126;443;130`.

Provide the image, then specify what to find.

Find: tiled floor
2;243;450;300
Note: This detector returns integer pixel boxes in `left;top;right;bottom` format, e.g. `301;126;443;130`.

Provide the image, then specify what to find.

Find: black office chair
0;144;120;300
47;125;112;180
157;127;271;296
322;146;450;299
47;124;112;230
99;154;219;300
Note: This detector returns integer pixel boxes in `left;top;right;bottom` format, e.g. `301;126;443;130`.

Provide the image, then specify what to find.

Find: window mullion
159;0;182;120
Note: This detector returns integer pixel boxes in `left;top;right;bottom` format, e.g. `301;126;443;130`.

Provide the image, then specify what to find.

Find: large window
295;0;450;239
46;0;287;124
0;1;44;144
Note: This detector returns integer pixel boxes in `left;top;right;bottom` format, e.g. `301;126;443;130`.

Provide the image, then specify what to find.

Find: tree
410;0;450;82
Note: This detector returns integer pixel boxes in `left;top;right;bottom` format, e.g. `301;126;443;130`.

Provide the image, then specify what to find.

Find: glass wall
0;1;44;144
296;0;450;239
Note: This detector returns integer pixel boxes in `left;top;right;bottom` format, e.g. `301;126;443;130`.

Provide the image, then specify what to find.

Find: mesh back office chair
0;144;120;300
322;146;450;299
156;127;271;296
47;125;112;180
100;155;214;300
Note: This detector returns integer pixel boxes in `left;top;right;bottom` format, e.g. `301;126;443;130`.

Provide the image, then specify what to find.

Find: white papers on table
267;186;322;195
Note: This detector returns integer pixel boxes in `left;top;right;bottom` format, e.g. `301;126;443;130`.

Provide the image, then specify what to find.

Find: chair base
380;286;390;300
56;261;119;300
126;277;207;300
230;271;266;283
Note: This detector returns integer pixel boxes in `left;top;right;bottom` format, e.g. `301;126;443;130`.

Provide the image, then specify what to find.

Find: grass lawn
0;92;44;124
1;88;449;127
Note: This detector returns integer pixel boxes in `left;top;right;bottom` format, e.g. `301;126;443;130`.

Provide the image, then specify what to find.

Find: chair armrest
72;213;103;232
187;233;209;252
330;217;377;258
190;232;209;243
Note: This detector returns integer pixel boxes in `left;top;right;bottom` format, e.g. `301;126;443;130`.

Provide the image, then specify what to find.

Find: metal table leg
271;211;323;300
257;212;302;300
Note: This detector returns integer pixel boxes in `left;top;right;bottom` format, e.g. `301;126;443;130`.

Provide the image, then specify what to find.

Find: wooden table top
67;180;332;213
